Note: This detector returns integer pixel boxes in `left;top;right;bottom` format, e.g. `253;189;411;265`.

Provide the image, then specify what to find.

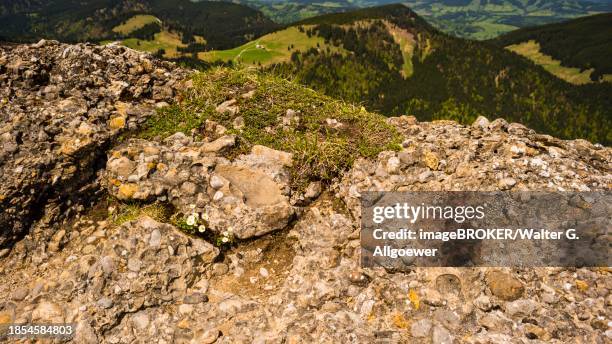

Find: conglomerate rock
0;43;610;343
102;133;295;240
0;40;187;248
0;216;218;343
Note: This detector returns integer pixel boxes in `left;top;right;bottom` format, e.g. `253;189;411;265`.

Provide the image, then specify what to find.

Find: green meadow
507;40;595;85
112;15;160;35
200;26;343;66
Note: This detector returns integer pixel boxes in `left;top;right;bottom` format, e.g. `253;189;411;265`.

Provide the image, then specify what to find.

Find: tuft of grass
111;202;172;226
140;67;402;190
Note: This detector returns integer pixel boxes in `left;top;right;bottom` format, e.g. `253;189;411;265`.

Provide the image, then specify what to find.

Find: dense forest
0;0;277;49
271;5;612;144
492;13;612;80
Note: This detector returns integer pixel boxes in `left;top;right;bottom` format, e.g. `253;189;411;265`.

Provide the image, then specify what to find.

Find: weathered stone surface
103;137;294;239
486;271;525;301
0;43;610;344
212;164;294;238
338;115;611;223
0;41;187;248
0;215;218;340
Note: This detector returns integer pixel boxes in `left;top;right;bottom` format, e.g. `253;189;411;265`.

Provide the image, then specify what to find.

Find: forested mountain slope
207;4;612;144
0;0;277;50
493;13;612;81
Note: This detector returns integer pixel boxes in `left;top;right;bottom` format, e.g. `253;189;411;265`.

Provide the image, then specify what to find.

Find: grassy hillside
493;13;612;81
505;40;602;84
200;26;345;66
0;0;277;51
216;4;611;144
119;30;187;58
112;14;160;35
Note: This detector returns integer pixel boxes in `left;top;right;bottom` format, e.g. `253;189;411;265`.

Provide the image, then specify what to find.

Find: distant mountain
0;0;277;50
403;0;612;39
204;0;397;24
210;0;612;39
203;4;611;144
492;13;612;82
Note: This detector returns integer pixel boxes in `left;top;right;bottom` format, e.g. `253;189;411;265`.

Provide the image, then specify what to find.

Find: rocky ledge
0;41;610;343
0;40;187;248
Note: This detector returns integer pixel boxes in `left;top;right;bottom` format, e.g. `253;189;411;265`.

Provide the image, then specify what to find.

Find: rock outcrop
337;115;611;220
0;42;610;343
0;40;187;248
1;216;218;343
102;134;295;240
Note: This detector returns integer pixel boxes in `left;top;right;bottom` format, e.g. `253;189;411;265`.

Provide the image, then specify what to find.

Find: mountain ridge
0;0;277;50
204;4;612;144
207;0;612;39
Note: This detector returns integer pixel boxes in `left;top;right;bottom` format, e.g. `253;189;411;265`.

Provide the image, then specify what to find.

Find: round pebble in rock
386;157;401;174
131;311;149;330
474;295;492;311
411;319;432;337
210;175;225;189
11;287;28;301
432;325;453;344
348;271;369;286
199;329;220;344
433;309;460;330
213;191;224;201
127;258;142;272
212;263;229;276
97;297;113;309
435;274;461;296
149;229;161;247
486;271;524;301
100;256;115;275
183;292;208;304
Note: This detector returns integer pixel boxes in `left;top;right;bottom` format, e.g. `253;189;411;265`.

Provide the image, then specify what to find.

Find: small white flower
201;212;208;221
221;237;229;243
227;226;233;233
198;225;206;233
186;215;197;226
